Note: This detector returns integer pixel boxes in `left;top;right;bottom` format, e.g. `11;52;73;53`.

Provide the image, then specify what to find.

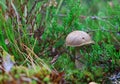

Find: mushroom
89;82;98;84
65;30;94;69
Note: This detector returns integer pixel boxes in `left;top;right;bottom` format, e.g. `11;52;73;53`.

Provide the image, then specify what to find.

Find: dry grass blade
21;43;51;72
11;0;21;32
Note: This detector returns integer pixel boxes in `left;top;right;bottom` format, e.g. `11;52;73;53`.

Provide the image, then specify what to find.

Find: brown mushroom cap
65;30;94;47
89;82;97;84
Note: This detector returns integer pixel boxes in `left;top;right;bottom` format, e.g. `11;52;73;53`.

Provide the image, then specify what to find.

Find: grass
0;0;120;83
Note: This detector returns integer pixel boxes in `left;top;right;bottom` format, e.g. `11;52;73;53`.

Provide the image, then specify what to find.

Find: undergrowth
0;0;120;83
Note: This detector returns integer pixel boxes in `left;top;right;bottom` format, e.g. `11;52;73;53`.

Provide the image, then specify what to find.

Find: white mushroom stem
75;47;84;70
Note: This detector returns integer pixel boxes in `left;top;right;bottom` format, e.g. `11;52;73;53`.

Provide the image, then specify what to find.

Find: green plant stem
55;0;63;15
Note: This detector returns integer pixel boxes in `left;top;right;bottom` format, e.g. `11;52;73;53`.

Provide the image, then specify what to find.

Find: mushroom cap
65;30;94;47
89;82;97;84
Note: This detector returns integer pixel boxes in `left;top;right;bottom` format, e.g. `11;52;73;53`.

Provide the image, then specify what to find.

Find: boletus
65;30;94;69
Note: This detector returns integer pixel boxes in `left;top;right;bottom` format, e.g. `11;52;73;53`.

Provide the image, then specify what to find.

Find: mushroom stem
75;47;84;70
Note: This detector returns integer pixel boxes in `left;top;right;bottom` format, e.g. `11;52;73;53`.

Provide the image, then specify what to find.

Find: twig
86;28;118;33
50;54;59;64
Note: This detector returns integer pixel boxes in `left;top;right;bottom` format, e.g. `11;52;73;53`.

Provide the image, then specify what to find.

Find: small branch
50;54;59;64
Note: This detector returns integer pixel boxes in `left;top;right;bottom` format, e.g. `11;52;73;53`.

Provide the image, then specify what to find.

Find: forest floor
0;0;120;84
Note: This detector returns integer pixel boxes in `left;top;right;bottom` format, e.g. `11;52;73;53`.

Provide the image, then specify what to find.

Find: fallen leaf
0;46;15;72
